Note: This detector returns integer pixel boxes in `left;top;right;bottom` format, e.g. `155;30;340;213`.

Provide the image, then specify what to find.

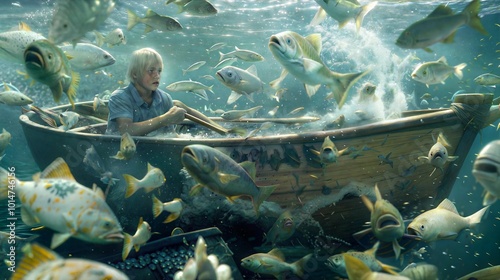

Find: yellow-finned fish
310;0;378;33
326;242;399;277
0;158;124;249
48;0;116;45
110;132;136;160
407;198;489;242
311;136;349;164
343;254;410;280
152;195;183;223
472;140;500;206
457;265;500;280
268;31;369;109
241;248;312;279
360;185;405;259
263;210;296;246
23;39;80;107
418;132;458;176
396;0;488;52
123;162;166;198
474;73;500;86
127;9;183;33
122;217;158;260
181;144;276;214
12;243;129;280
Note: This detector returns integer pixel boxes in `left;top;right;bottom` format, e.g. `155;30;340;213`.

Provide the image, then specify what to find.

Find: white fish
58;111;80;131
94;28;126;47
123;162;166;198
178;0;217;16
206;42;226;53
219;47;264;62
152;195;183;223
418;132;458;176
0;23;45;63
474;73;500;86
0;128;11;160
211;57;237;70
311;0;378;32
165;80;213;100
220;105;263;120
241;248;312;279
110;132;136;160
268;31;369;108
216;65;264;104
407;198;489;242
0;83;33;105
472;140;500;206
60;43;116;71
357;82;378;103
49;0;116;45
0;158;124;249
343;254;409;280
127;9;183;33
411;56;466;87
182;60;206;75
93;94;106;111
122;217;158;260
13;243;129;279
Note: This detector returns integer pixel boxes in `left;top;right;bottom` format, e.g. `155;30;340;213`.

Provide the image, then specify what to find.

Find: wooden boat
19;93;499;255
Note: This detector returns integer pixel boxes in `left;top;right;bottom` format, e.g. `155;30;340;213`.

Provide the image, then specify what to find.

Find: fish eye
286;38;292;45
420;224;425;231
423;70;427;75
104;55;110;59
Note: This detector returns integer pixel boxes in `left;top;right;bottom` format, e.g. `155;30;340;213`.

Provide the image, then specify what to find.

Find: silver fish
182;61;206;75
472;140;500;206
418;132;458;176
474;73;500;86
60;43;115;71
311;0;378;33
165;80;213;101
0;23;45;63
219;47;264;62
216;65;264;104
411;56;466;87
58;111;80;131
179;0;217;16
127;9;183;33
221;106;262;120
94;28;126;47
0;83;33;105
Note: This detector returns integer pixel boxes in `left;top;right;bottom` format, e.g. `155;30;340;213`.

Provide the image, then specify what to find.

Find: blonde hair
126;48;164;84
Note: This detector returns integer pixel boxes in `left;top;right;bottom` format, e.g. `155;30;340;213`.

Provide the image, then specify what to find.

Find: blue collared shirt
106;83;174;135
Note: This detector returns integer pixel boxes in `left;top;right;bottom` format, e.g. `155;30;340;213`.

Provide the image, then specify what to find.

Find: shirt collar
128;83;162;107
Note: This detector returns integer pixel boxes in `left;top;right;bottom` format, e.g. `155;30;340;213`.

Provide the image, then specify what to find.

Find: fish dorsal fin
239;161;257;179
436;132;451;148
18;21;32;31
147;162;155;172
364;241;380;256
3;83;10;91
374;184;383;201
246;64;258;76
436;198;458;214
12;243;60;280
41;158;75;181
146;9;159;18
305;33;322;54
267;248;285;261
437;56;448;65
427;5;454;18
92;184;105;200
361;195;374;212
137;217;144;229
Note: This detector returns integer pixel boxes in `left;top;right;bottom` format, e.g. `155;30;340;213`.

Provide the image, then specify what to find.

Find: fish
127;9;183;33
245;122;273;139
399;263;438;280
122;217;158;260
182;60;206;75
311;0;378;32
411;56;466;87
0;83;33;105
93;94;106;111
49;0;116;45
24;39;80;107
94;28;126;47
165;80;213;100
343;254;410;280
268;106;280;117
282;144;301;168
206;42;226;53
0;231;38;259
212;57;237;70
60;43;116;71
123;162;166;198
358;82;378;103
378;152;394;168
273;87;287;102
221;105;263;120
263;210;296;246
216;65;264;104
0;158;124;249
152;195;183;223
360;185;405;259
288;107;304;116
26;104;60;128
311;136;350;165
326;242;399;277
178;0;217;16
11;243;129;279
181;144;277;214
83;145;119;188
58;111;80;131
407;198;489;242
324;114;345;130
110;132;136;160
474;73;500;86
0;23;46;63
418;132;458;176
472;140;500;206
268;31;369;108
241;248;312;279
269;149;283;171
0;128;12;160
396;0;488;52
457;265;500;280
219;47;264;62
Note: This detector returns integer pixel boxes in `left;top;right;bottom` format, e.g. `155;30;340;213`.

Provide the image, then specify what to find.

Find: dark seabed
0;0;499;279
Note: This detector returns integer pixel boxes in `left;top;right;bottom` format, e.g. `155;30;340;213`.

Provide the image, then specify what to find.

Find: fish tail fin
122;233;134;260
127;9;140;31
291;253;313;278
164;212;180;223
379;262;400;275
355;1;378;32
208;84;214;94
219;51;226;61
94;31;105;47
123;174;139;198
253;185;277;215
67;71;80;109
309;7;327;26
466;205;490;228
463;0;489;35
327;69;371;109
453;63;467;80
152;195;164;218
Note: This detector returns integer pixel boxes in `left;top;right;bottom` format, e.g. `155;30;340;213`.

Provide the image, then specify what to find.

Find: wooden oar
210;116;321;124
184;113;229;135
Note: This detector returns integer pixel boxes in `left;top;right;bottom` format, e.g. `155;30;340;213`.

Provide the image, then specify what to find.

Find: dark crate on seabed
98;227;243;280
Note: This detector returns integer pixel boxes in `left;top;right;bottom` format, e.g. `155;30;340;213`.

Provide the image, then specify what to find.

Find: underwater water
0;0;499;279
